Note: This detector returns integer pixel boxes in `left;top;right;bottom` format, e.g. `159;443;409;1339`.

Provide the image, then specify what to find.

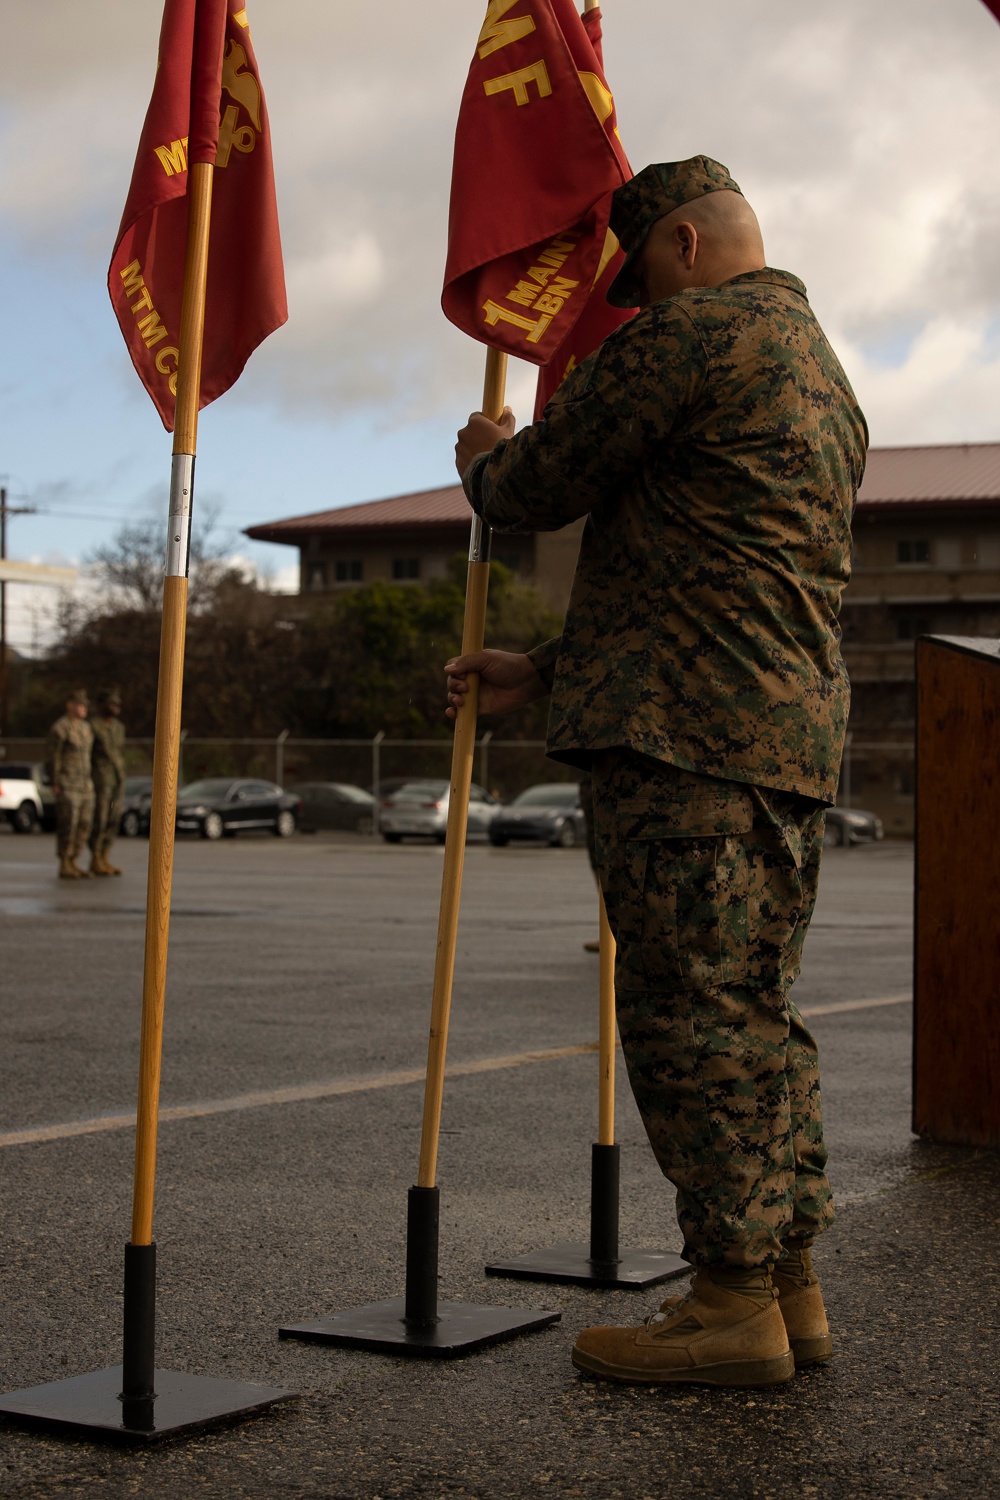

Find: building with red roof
247;443;1000;834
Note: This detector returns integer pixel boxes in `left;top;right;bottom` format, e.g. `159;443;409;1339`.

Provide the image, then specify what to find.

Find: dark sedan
119;776;154;837
295;781;376;834
489;782;586;848
175;778;302;839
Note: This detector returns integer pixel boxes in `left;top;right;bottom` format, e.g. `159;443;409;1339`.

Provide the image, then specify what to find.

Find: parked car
175;778;302;839
0;761;56;833
823;806;884;847
379;779;499;843
489;782;586;848
295;781;376;833
119;776;154;837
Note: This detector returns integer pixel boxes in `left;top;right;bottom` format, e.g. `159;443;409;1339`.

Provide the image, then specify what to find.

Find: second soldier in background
88;687;126;876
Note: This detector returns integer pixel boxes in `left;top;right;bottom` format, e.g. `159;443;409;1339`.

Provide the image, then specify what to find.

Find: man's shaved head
648;190;764;259
633;190;766;307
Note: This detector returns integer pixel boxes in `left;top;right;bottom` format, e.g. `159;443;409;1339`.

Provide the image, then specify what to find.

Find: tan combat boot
58;854;82;879
68;851;93;878
773;1239;832;1365
572;1270;794;1388
89;851;111;877
103;854;123;876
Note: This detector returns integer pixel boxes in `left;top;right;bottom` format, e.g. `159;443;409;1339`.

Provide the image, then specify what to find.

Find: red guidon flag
532;4;634;418
983;1;1000;20
109;0;286;431
443;0;632;384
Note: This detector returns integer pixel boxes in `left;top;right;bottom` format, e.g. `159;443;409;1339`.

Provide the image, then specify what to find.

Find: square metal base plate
485;1240;688;1289
279;1296;560;1358
0;1365;295;1444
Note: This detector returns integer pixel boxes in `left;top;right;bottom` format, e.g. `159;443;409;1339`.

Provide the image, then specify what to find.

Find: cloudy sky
3;0;1000;649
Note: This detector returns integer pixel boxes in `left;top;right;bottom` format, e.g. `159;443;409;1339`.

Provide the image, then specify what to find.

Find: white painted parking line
0;993;912;1151
0;1042;599;1150
800;994;910;1018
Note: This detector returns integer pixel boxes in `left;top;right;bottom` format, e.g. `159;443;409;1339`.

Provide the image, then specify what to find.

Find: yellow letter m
154;137;189;178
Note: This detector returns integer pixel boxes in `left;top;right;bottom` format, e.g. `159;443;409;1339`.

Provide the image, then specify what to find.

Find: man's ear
675;220;698;267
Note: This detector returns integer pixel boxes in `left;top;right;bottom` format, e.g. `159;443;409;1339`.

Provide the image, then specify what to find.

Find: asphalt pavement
0;827;995;1499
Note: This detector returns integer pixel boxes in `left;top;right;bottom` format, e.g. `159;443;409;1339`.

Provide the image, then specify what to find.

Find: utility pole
0;488;38;737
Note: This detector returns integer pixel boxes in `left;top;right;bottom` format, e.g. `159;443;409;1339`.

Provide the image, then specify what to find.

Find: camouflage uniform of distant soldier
47;689;95;880
88;688;126;876
448;158;868;1387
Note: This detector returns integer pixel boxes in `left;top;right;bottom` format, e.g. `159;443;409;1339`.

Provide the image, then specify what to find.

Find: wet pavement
0;830;995;1498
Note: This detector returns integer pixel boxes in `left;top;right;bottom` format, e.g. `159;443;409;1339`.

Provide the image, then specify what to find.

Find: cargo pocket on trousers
615;792;753;993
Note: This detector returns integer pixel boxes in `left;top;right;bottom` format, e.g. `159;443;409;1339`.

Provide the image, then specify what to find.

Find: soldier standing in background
47;688;95;880
88;687;126;876
447;158;867;1387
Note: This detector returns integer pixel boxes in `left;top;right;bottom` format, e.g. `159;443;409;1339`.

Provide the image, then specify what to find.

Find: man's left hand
455;406;515;479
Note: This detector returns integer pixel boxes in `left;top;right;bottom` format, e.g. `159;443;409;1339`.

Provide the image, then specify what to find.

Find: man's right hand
444;649;547;719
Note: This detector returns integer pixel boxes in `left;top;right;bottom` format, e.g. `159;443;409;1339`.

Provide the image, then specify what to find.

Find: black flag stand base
485;1144;688;1290
0;1244;294;1444
279;1186;561;1359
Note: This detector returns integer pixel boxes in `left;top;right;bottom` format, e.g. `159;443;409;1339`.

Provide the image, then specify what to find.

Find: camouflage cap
98;687;122;707
66;687;89;706
606;156;743;308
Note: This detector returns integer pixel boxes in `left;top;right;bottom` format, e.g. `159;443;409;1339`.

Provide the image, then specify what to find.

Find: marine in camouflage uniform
47;689;95;880
457;159;867;1368
88;687;126;876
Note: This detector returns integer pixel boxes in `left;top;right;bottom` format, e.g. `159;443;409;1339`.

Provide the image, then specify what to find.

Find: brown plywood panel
914;637;1000;1146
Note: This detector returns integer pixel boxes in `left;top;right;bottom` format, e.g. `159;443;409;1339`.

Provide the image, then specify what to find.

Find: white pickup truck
0;761;56;833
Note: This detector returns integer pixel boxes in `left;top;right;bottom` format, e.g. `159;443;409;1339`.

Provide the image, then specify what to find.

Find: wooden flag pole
597;889;616;1147
131;159;214;1251
279;345;561;1352
118;157;216;1418
417;345;507;1191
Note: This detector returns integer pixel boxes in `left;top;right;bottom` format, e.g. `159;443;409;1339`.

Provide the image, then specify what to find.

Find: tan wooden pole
130;159;215;1247
417;346;507;1189
597;889;616;1146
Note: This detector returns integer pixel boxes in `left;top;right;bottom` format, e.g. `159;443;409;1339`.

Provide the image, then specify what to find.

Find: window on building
974;538;1000;569
896;615;931;641
305;562;327;591
936;538;962;570
896;538;930;565
392;558;420;580
335;559;363;582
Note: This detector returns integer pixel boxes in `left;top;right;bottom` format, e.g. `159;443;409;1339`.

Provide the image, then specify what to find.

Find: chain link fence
0;733;573;803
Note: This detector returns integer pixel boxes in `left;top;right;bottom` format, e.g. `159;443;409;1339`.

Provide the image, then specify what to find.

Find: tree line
7;519;562;745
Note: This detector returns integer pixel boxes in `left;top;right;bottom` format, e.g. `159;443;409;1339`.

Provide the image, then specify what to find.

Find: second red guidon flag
109;0;286;431
443;0;633;387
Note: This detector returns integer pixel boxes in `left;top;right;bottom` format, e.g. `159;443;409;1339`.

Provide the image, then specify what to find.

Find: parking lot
0;830;995;1498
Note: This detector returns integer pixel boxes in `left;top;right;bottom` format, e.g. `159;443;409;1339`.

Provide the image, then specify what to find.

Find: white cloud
3;0;1000;445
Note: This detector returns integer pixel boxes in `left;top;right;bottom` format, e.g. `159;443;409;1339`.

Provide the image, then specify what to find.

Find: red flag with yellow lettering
442;0;631;379
109;0;286;431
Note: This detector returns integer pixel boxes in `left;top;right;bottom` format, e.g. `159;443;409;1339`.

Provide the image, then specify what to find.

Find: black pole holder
485;1143;687;1289
279;1184;560;1359
0;1242;294;1444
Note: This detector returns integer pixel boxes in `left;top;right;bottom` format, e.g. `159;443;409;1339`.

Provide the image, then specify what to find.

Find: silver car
380;779;499;844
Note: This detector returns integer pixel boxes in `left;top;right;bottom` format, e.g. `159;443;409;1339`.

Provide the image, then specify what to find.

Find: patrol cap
606;156;743;308
67;687;89;706
99;687;122;707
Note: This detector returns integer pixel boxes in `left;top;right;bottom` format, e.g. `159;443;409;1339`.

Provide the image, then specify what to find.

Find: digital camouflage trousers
89;777;122;856
56;785;94;860
592;750;835;1269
